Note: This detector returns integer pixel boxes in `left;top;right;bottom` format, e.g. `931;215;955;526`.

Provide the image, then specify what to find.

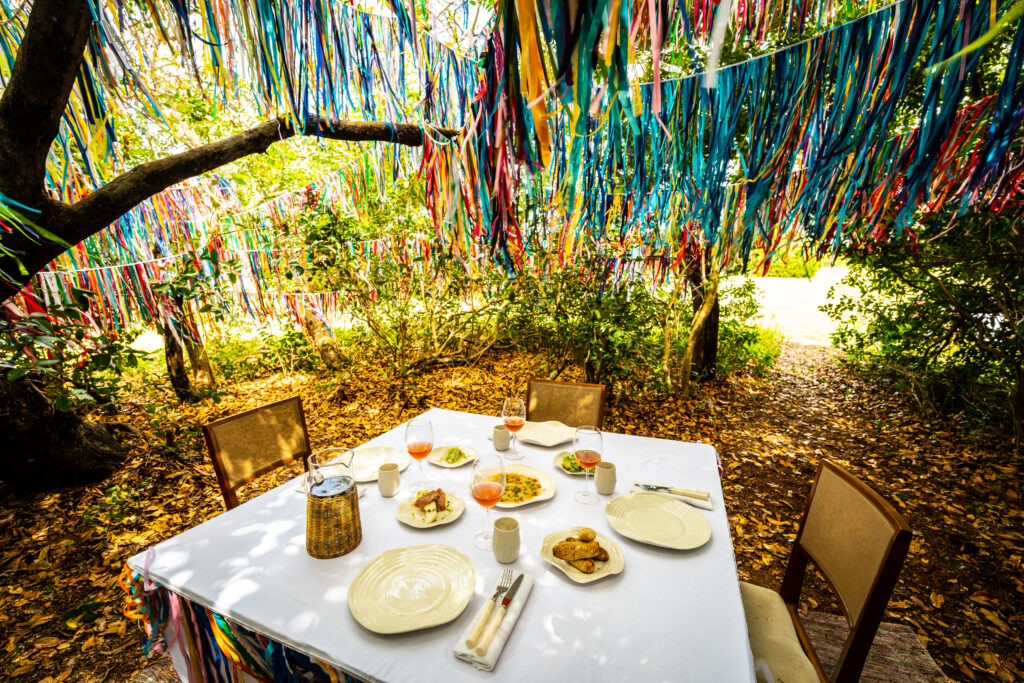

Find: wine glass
501;397;526;461
405;417;433;493
573;426;602;504
470;454;506;551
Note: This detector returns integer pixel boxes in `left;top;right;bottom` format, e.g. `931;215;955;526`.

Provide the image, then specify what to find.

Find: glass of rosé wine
501;397;526;461
405;417;433;493
469;454;506;551
573;426;602;504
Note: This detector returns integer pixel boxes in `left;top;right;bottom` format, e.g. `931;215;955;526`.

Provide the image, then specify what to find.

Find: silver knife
475;574;524;656
634;481;710;500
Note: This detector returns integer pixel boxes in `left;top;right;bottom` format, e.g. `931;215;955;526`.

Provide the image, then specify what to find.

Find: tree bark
689;271;720;379
161;322;193;401
680;277;719;399
183;332;217;391
1013;368;1023;453
303;306;346;371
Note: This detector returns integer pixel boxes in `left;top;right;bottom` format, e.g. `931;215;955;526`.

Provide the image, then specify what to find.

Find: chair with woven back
202;396;312;510
525;379;606;429
740;460;912;683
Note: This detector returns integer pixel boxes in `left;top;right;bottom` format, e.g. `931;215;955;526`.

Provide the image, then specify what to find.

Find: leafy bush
204;324;323;381
1;290;144;411
822;206;1023;437
716;278;784;376
744;247;823;278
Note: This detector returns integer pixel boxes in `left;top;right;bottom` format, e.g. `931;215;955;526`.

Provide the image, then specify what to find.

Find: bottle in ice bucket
305;448;362;559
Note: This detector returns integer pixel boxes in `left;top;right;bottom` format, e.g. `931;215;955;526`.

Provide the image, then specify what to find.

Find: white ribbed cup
493;425;510;451
377;463;401;498
492;517;519;563
595;461;616;495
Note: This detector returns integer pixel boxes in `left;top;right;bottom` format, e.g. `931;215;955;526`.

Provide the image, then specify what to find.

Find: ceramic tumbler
493;425;511;451
595;461;616;495
377;462;401;498
492;517;520;563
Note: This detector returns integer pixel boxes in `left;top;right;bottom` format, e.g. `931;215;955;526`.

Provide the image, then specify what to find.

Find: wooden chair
202;396;312;510
525;379;606;429
740;460;912;683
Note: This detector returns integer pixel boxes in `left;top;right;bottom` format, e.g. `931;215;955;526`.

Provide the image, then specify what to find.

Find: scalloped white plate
477;463;556;508
605;492;711;550
426;445;478;468
516;420;577;447
347;545;476;634
541;527;625;584
396;491;466;528
352;447;411;482
552;452;587;476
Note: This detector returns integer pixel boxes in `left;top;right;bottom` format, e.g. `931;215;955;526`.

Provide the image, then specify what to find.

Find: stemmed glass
573;426;602;504
405;417;433;493
501;397;526;461
469;453;506;551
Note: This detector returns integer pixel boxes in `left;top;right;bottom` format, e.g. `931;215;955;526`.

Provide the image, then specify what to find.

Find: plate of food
605;492;711;550
477;463;556;508
427;445;478;468
541;526;625;583
397;488;466;528
553;451;587;476
347;544;476;634
352;447;411;482
516;420;577;447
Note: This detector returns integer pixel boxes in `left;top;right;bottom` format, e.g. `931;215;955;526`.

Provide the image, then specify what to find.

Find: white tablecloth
128;408;755;682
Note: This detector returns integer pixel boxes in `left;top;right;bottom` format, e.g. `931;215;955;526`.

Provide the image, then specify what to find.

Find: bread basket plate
605;492;711;550
347;544;476;634
541;527;624;584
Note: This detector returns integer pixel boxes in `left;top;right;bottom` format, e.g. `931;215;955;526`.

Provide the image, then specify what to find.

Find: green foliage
204;325;323;381
717;278;784;377
501;249;668;397
741;248;823;279
823;206;1023;428
1;290;144;411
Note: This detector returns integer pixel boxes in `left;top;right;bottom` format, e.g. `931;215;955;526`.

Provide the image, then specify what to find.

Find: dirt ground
0;343;1020;682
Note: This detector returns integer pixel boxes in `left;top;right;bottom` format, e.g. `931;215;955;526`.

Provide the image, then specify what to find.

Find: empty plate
605;492;711;549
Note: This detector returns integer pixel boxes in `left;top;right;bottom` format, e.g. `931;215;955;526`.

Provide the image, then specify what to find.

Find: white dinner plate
541;527;625;584
352;447;411;482
426;445;478;468
605;492;712;550
396;491;466;528
477;463;556;508
552;451;587;476
516;420;577;447
348;544;476;634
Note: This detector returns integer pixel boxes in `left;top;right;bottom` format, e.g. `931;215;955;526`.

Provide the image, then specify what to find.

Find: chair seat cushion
740;581;819;683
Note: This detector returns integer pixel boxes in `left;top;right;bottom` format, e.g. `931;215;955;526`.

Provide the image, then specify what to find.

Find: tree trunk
689;272;720;379
161;322;193;401
680;277;719;399
180;302;216;390
0;376;129;489
303;306;346;371
1013;368;1023;452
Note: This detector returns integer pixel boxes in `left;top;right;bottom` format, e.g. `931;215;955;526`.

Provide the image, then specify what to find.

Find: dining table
127;407;756;682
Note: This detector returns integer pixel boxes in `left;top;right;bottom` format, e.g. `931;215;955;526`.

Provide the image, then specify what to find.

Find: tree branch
0;0;93;201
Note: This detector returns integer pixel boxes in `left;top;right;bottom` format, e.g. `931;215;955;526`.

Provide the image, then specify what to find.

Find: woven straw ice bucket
305;448;362;559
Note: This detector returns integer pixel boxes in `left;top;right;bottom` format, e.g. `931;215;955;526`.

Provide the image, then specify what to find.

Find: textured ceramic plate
426;445;478;468
477;464;556;508
605;492;712;549
552;452;587;476
516;420;577;447
347;545;476;634
396;491;466;528
352;447;411;482
541;527;625;584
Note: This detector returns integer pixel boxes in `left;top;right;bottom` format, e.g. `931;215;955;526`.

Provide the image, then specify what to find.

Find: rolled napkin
454;570;533;672
631;484;713;510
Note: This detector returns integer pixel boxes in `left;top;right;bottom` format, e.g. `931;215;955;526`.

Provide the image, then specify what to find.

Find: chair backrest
525;379;606;428
203;396;311;510
779;460;912;683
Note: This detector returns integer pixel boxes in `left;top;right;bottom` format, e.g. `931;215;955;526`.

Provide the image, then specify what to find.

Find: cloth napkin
453;570;534;672
630;485;713;510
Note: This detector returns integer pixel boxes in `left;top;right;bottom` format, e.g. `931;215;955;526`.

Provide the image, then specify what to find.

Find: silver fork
465;568;515;648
